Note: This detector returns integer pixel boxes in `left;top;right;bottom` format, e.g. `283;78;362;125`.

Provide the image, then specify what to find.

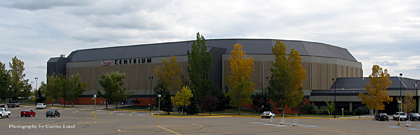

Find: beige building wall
98;66;105;90
302;62;310;90
343;66;348;77
263;61;273;89
330;64;337;88
312;63;320;90
321;64;328;90
129;65;137;90
251;61;260;90
83;67;90;90
91;67;98;91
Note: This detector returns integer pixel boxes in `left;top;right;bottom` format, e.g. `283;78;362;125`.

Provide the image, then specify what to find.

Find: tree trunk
64;98;66;107
238;106;241;115
71;101;74;107
182;106;184;116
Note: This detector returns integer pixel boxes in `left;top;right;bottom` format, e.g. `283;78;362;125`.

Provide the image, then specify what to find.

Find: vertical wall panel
121;65;129;89
83;67;90;91
302;62;310;90
91;67;98;91
263;61;273;89
130;65;137;90
98;66;105;90
251;61;260;89
343;66;348;77
321;64;328;90
312;63;319;90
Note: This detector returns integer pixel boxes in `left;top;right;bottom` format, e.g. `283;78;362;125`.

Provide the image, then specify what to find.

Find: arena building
47;39;364;113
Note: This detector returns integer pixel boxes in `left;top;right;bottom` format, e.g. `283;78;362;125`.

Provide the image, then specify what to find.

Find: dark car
374;113;389;121
46;110;60;117
408;113;420;121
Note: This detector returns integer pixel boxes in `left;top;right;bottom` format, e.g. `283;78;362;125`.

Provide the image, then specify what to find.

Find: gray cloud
374;61;399;66
0;0;89;11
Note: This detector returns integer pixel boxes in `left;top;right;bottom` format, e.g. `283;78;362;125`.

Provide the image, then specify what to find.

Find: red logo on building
102;61;111;66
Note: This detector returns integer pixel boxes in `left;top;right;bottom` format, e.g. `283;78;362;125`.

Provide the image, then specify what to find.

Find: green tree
268;40;306;115
323;101;335;118
187;32;217;106
0;62;11;103
45;74;61;106
9;56;27;100
402;92;416;113
161;91;173;115
171;86;193;115
155;55;182;93
358;65;393;115
225;43;254;115
58;74;70;107
98;72;128;109
68;74;87;107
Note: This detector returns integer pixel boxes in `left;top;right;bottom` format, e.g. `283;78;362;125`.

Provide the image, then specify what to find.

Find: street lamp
149;76;154;111
266;77;270;111
332;78;336;118
35;77;38;104
157;94;161;127
398;73;402;126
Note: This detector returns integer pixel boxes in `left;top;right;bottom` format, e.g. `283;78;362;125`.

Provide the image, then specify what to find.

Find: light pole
149;76;153;111
398;73;402;126
332;78;336;118
35;77;38;104
157;94;161;127
266;77;270;111
416;80;418;113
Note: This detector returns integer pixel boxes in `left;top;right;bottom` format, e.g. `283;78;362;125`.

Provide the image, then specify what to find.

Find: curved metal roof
66;39;358;62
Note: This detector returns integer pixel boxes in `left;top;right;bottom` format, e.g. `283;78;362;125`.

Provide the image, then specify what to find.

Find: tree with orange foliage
155;55;182;93
358;65;393;115
225;43;254;115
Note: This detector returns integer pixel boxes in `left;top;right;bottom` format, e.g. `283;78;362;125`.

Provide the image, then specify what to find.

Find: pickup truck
0;107;11;118
36;103;47;109
7;100;20;108
393;112;408;121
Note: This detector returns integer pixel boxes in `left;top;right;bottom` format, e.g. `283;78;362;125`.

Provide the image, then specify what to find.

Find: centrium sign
114;58;152;65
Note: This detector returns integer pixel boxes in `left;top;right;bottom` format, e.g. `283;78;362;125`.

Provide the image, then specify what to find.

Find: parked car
0;104;7;108
393;112;408;121
374;113;389;121
36;103;47;109
7;100;20;108
21;109;36;117
408;113;420;121
261;111;276;118
46;110;60;117
0;107;11;118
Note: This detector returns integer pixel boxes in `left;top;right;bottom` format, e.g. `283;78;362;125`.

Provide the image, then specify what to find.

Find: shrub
312;106;325;115
353;107;369;115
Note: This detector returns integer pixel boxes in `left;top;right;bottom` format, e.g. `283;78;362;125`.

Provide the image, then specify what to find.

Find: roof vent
60;54;65;58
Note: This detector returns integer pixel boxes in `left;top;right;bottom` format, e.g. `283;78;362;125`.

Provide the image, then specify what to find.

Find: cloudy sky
1;0;420;87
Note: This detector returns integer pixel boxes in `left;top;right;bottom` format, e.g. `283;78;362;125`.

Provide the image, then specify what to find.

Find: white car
0;107;11;118
393;112;407;121
36;103;47;109
261;111;276;118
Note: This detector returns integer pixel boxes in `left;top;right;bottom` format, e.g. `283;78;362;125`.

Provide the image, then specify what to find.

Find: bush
353;107;369;115
311;106;325;115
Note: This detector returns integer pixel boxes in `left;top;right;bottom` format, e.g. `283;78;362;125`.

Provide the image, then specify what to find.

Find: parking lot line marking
117;129;121;132
91;111;95;115
191;123;203;128
130;113;132;116
158;126;181;135
73;110;79;114
109;112;114;115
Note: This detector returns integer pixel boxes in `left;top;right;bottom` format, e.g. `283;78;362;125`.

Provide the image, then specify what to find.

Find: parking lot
1;105;420;135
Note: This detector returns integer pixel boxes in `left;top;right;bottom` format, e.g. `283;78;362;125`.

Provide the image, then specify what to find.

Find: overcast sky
1;0;420;88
